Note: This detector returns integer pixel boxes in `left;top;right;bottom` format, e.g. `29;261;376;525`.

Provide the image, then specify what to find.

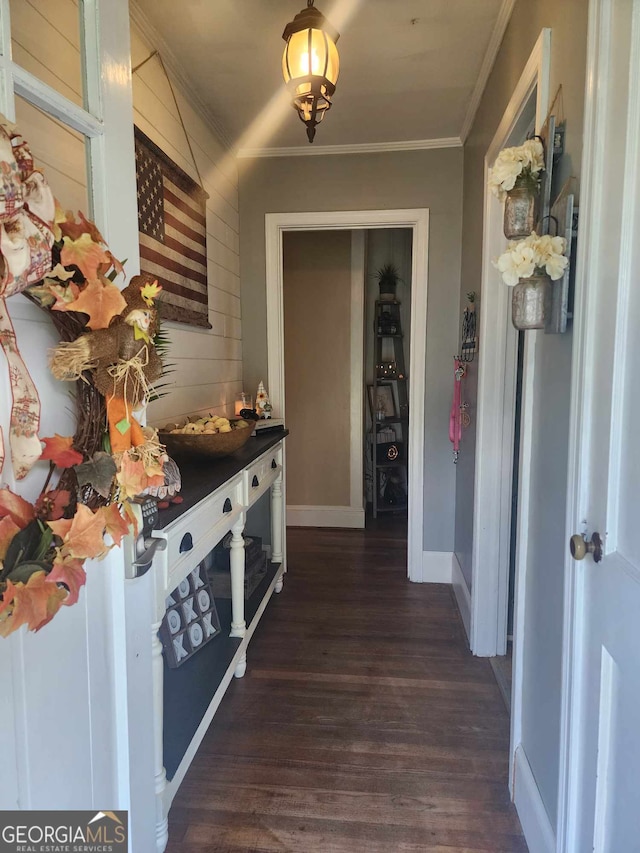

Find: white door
0;0;140;824
559;1;640;850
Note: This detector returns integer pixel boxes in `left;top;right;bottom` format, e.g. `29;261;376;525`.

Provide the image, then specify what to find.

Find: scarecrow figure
50;277;163;454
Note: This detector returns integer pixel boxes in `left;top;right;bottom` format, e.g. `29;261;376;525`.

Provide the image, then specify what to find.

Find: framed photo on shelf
368;383;396;418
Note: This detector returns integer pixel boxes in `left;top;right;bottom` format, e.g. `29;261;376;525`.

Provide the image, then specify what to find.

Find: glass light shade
282;28;339;87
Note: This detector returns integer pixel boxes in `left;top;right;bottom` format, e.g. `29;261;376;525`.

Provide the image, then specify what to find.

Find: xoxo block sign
159;563;221;668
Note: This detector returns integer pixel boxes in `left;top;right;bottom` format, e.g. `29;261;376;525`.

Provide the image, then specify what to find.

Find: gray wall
455;0;588;829
283;230;352;507
239;148;463;553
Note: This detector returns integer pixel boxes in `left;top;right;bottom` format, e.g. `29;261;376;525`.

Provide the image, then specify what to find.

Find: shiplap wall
130;24;243;425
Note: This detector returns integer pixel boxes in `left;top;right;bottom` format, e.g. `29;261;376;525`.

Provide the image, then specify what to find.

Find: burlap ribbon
0;118;55;480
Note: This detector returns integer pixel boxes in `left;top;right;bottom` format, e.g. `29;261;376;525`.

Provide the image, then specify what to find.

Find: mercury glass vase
504;185;538;239
511;274;551;330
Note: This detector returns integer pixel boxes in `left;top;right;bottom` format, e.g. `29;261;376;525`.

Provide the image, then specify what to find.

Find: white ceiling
133;0;506;151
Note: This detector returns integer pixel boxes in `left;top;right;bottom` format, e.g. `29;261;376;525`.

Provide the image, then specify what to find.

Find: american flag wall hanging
134;126;211;329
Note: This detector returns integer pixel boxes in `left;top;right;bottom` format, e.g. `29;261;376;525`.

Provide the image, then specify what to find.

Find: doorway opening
364;228;413;529
281;226;413;547
265;209;429;581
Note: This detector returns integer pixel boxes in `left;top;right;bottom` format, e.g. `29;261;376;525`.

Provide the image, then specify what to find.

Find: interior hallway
166;525;525;852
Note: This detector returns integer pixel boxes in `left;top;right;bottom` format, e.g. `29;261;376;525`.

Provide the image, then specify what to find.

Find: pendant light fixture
282;0;340;143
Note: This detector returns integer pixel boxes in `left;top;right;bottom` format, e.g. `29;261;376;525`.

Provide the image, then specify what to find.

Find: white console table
130;431;287;852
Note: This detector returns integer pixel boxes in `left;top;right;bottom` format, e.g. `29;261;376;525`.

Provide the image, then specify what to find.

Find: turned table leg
271;469;284;593
151;616;169;852
229;514;247;677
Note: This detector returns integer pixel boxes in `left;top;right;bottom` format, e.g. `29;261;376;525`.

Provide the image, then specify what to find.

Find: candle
235;392;252;415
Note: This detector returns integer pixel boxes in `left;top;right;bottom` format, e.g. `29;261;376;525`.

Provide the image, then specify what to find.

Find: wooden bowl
159;419;253;459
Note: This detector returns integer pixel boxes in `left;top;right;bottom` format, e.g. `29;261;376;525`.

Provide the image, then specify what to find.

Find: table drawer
156;474;245;594
244;446;282;505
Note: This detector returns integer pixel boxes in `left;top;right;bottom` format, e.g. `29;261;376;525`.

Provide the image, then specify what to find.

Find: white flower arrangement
494;232;569;286
488;139;545;202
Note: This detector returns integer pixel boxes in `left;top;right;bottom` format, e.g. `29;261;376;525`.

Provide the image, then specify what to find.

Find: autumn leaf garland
0;434;136;636
0;120;169;639
30;204;128;332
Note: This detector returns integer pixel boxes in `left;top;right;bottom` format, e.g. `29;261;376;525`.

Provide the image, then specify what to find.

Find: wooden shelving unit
371;300;409;517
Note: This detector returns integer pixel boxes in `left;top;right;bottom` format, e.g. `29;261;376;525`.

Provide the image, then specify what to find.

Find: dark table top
155;428;288;529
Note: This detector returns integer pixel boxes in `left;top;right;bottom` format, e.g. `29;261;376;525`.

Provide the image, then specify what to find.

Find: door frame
556;0;637;845
265;208;429;581
0;0;139;818
471;29;551;660
470;28;551;800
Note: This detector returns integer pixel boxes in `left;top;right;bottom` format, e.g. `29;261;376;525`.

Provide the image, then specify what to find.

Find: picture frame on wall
368;383;396;418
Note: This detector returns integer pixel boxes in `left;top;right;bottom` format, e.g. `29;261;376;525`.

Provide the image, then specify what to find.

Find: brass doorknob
569;532;603;563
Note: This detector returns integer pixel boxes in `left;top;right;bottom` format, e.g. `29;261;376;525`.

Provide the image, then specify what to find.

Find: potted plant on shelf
375;263;401;302
494;232;568;330
488;138;545;239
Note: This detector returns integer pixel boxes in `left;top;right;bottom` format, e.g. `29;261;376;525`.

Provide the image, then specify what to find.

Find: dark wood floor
166;522;526;852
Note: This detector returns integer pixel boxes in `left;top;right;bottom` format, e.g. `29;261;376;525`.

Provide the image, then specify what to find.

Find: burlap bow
0;119;55;480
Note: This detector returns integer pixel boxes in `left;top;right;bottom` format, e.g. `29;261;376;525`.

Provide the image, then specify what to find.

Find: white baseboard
513;745;556;853
420;551;454;583
452;553;471;640
286;505;365;529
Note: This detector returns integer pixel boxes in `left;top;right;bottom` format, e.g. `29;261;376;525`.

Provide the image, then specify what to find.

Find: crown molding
460;0;516;143
237;136;462;159
129;1;234;151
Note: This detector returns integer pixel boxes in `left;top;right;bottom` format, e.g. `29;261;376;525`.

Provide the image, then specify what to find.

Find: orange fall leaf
57;277;126;331
0;516;20;561
0;487;35;529
48;553;87;607
0;573;67;637
48;503;108;560
117;456;151;500
102;503;131;547
60;233;110;281
40;434;83;469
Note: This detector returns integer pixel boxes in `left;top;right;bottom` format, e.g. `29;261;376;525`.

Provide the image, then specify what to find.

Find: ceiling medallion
281;0;340;143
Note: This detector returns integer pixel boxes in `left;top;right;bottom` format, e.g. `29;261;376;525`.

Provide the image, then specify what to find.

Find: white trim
0;1;13;116
265;209;429;582
421;551;454;584
509;328;537;793
460;0;517;142
513;745;556;853
606;1;640;555
592;648;617;851
485;28;551;158
287;505;365;529
471;29;551;657
451;553;471;639
90;0;142;822
350;232;365;512
12;64;103;137
238;137;462;159
556;0;625;847
129;0;233;150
